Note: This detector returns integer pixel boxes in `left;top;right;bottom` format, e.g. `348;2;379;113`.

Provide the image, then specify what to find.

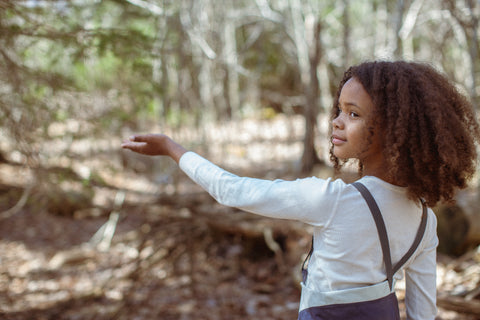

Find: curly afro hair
329;61;480;207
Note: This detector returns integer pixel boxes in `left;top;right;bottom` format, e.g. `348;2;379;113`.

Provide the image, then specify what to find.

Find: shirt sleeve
404;211;438;320
178;151;340;226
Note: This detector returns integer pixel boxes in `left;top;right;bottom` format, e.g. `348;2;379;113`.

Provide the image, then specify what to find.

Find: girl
122;61;480;319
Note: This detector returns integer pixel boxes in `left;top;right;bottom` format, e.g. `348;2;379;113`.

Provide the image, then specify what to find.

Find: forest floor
0;115;479;319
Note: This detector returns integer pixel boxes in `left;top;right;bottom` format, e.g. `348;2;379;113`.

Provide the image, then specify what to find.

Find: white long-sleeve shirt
179;152;438;319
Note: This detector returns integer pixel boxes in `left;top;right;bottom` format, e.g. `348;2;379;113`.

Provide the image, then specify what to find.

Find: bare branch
179;9;217;60
255;0;283;23
124;0;164;15
399;0;425;40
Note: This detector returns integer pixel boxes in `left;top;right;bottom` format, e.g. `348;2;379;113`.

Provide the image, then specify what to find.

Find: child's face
331;77;383;166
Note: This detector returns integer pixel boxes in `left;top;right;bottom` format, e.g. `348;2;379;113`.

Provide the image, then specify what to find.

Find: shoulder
294;176;355;205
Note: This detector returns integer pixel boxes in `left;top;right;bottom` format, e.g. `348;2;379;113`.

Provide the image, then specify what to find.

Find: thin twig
0;185;32;220
89;191;125;251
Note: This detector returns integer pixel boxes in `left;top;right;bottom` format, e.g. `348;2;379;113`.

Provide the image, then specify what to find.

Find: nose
332;113;344;129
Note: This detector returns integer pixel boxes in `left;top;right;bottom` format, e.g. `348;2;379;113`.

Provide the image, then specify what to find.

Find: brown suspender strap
352;182;428;291
301;237;314;283
302;237;314;271
392;198;428;275
352;182;394;289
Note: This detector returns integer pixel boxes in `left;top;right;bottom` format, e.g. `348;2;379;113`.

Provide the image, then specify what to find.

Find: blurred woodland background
1;0;480;319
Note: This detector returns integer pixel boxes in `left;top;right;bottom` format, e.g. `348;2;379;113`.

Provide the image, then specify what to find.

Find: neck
362;160;398;186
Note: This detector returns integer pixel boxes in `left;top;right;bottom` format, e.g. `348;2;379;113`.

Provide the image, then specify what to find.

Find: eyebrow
339;100;361;109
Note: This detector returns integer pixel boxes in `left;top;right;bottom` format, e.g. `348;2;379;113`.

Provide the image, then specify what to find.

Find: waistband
299;280;395;312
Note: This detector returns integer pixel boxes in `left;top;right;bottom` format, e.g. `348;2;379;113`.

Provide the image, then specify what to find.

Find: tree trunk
342;0;351;68
301;17;322;173
443;0;479;109
465;1;479;110
392;0;405;59
223;4;240;119
398;0;424;59
435;189;480;255
437;294;480;316
288;0;322;173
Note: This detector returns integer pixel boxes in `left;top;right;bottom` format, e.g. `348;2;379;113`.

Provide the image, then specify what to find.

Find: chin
333;150;346;159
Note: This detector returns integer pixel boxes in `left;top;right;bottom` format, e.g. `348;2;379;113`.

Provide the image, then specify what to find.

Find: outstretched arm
121;134;187;163
122;133;336;225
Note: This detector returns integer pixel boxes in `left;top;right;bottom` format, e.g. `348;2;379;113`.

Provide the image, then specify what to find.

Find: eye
349;111;359;118
334;106;342;116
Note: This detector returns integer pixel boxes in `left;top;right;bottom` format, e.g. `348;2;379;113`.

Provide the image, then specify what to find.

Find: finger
129;135;141;142
130;134;153;143
122;138;135;145
121;141;146;149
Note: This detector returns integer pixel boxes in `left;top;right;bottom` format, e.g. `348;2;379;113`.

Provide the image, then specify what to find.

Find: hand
121;134;168;156
121;134;187;163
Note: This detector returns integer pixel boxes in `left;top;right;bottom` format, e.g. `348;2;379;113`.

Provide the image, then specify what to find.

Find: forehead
339;77;374;110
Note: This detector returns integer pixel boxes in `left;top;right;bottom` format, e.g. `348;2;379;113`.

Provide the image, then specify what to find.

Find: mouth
331;134;346;145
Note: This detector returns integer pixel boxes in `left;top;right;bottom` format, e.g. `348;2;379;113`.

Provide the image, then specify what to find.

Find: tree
442;0;480;109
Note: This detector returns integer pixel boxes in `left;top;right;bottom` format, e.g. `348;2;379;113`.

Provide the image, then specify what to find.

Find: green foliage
71;52;122;90
165;107;191;128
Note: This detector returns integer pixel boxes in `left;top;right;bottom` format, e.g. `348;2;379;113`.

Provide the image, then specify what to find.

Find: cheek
351;126;373;153
361;129;383;156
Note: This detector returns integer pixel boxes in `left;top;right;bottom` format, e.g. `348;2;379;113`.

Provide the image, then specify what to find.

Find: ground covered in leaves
1;178;479;319
0;191;305;319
